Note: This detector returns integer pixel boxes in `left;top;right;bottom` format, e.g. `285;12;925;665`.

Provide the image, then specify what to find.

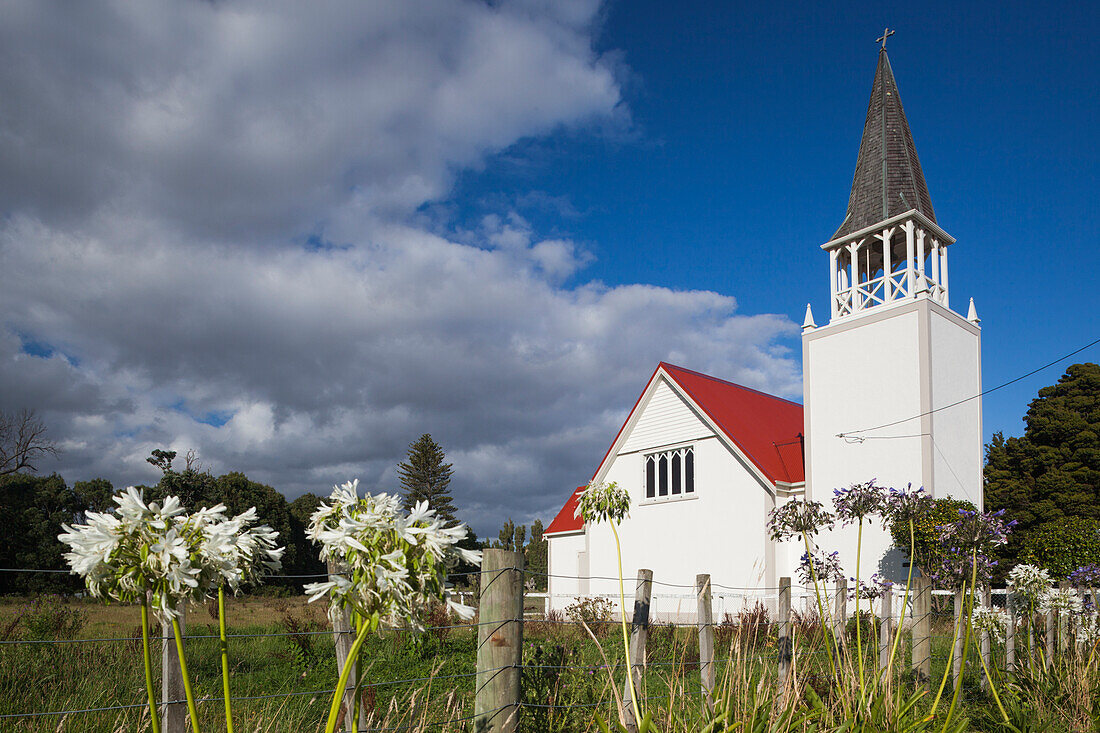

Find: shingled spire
833;49;935;239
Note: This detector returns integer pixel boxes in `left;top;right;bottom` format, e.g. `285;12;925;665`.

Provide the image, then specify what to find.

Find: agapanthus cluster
797;549;843;586
574;480;630;525
939;509;1016;551
767;499;834;542
1040;587;1083;616
304;480;481;630
884;484;932;524
832;481;887;525
59;487;283;619
849;573;894;601
928;509;1015;589
970;606;1010;643
192;505;285;592
1069;564;1100;588
1007;564;1052;607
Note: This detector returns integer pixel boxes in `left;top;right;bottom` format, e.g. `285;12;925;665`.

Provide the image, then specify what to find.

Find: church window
644;446;695;502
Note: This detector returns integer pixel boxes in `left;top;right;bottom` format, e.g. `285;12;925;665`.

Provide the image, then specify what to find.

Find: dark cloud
0;0;800;536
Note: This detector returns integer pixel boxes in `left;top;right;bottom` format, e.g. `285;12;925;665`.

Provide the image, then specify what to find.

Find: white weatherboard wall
549;376;779;619
802;297;982;582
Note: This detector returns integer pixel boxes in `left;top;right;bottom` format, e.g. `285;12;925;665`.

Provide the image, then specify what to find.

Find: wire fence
0;563;1086;730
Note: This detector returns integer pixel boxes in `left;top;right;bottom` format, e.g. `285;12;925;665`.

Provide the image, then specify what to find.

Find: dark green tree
985;363;1100;557
397;434;456;523
525;519;548;591
497;519;517;550
73;478;115;515
1020;517;1100;578
0;473;83;593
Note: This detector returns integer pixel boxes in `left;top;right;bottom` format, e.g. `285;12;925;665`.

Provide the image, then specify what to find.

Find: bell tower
802;45;983;534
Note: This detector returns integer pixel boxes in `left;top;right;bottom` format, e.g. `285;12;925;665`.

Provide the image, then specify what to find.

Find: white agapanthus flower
1007;564;1052;608
60;488;206;620
1040;587;1083;616
60;487;286;619
304;482;481;631
195;505;285;592
574;480;630;525
971;606;1010;643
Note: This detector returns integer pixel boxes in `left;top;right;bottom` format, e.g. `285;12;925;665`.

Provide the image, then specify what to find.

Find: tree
73;478;115;514
0;473;83;593
397;433;456;523
985;363;1100;542
0;409;57;476
526;519;548;591
1020;517;1100;578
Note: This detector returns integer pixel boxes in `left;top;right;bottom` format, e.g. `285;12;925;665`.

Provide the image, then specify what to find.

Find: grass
0;595;1095;732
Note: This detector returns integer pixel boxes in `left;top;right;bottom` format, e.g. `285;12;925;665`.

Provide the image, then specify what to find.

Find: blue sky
448;0;1100;444
0;0;1095;536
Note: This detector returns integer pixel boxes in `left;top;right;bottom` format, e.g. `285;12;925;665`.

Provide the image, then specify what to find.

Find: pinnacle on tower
833;48;935;239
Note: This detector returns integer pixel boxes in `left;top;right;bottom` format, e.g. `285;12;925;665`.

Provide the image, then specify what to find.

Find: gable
620;378;714;453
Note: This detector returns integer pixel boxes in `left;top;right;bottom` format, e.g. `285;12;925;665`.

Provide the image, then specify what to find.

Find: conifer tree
397;433;457;523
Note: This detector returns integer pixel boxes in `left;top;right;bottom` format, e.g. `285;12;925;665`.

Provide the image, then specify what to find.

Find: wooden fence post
1058;581;1069;654
1005;591;1016;672
777;577;792;698
1045;609;1055;662
911;576;931;684
328;561;367;731
161;607;186;733
623;570;652;733
834;578;848;659
878;586;893;673
697;574;715;710
952;589;964;690
475;549;524;733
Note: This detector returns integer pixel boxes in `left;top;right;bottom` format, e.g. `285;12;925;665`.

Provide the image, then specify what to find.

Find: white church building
545;48;984;614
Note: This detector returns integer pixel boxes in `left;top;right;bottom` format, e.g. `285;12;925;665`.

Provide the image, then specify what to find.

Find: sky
1;0;1096;538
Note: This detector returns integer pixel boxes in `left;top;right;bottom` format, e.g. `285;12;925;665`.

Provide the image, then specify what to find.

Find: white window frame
641;444;696;504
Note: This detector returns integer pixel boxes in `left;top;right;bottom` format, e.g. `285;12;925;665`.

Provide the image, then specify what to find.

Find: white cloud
0;0;800;536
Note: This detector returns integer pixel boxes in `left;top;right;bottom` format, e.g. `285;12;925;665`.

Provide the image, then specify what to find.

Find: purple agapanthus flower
848;573;895;601
927;509;1016;589
797;549;843;586
884;484;932;524
832;480;887;525
1069;564;1100;588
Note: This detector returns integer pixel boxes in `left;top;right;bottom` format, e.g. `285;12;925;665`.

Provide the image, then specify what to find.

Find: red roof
545;486;585;535
546;363;804;534
660;363;804;484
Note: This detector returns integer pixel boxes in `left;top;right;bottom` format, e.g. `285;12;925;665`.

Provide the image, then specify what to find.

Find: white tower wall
802;296;982;582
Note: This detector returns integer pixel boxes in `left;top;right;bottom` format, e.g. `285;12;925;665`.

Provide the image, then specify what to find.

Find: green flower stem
171;616;203;733
218;587;234;733
325;618;372;733
855;519;866;698
801;534;839;685
351;612;365;733
610;521;643;729
929;576;964;717
141;594;162;733
975;634;1011;725
884;519;917;683
939;549;979;733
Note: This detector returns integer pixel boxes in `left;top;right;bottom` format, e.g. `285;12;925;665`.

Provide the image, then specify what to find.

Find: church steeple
822;45;954;321
834;48;935;239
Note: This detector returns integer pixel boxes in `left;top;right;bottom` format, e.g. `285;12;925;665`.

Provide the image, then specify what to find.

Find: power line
838;334;1100;438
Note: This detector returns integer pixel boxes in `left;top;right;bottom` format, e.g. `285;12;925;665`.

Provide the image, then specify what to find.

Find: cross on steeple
876;28;895;50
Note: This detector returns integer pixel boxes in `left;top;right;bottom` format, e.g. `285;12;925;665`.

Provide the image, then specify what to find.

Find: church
544;46;984;610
